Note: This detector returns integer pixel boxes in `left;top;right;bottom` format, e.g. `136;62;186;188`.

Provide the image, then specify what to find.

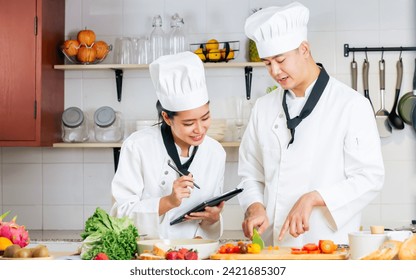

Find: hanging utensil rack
344;44;416;57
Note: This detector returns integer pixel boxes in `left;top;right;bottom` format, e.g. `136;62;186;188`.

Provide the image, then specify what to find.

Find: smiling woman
111;51;227;241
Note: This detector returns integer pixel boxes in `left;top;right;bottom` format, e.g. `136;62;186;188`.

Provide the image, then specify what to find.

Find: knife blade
252;228;265;250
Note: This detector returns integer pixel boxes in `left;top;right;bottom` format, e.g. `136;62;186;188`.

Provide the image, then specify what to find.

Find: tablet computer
170;187;244;226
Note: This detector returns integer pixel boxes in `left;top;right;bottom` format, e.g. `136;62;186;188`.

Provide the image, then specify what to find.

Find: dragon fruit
0;211;30;248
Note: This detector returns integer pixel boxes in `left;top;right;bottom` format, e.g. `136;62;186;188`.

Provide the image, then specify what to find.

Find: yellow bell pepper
247;243;261;254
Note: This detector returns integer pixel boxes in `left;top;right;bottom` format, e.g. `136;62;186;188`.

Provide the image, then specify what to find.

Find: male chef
238;2;384;246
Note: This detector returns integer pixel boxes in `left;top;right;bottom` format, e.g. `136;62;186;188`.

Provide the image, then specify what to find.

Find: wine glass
235;97;245;141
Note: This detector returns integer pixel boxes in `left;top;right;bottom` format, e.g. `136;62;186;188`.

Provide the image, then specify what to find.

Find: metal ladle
388;57;405;129
375;58;392;137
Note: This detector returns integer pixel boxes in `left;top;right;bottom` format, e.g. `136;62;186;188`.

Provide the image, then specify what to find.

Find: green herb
80;207;139;260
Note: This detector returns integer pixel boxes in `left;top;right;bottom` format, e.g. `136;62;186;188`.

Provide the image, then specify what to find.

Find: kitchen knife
252;228;265;250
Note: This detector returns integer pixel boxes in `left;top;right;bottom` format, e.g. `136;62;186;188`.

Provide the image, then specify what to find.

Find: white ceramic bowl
137;239;219;259
348;231;388;260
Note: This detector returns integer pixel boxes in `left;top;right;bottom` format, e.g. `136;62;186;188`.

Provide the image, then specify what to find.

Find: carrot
319;240;337;254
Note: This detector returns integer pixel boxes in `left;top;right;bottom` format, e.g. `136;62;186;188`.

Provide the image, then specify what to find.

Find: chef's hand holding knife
243;192;326;241
242;202;269;239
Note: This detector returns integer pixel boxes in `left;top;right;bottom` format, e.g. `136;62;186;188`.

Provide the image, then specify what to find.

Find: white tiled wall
1;0;415;231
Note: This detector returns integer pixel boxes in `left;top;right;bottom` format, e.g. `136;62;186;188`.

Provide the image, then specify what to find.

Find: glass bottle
150;15;165;62
169;13;186;55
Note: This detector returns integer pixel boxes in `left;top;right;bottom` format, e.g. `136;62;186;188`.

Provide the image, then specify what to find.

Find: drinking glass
114;37;133;64
138;37;150;64
130;37;140;64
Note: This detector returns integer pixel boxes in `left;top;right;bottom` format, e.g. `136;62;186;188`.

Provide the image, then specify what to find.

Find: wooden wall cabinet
0;0;65;146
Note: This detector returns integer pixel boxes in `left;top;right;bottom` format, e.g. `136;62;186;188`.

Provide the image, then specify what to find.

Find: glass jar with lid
61;107;89;143
94;106;124;142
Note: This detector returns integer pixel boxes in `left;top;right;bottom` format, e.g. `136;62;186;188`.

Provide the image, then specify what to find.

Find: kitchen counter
28;230;247;242
26;230;249;259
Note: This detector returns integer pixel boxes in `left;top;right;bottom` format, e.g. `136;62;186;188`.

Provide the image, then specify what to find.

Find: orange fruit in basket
77;29;96;47
207;49;221;61
63;39;80;56
92;41;109;60
0;237;13;251
206;39;219;52
220;48;234;60
77;45;97;63
194;48;206;61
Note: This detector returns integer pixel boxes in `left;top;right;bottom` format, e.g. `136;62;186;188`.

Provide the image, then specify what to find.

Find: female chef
238;2;384;246
111;51;226;240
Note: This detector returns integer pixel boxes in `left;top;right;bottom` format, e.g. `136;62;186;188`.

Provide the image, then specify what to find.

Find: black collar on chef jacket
161;123;198;175
282;63;329;148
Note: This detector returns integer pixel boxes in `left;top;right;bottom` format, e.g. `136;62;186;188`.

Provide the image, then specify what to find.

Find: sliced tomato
302;243;319;252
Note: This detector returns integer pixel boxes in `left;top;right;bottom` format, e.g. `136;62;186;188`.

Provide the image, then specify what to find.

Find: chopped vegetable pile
80;207;139;260
291;240;338;254
218;241;264;254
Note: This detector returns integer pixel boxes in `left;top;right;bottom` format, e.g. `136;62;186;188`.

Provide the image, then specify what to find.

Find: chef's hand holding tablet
185;201;225;225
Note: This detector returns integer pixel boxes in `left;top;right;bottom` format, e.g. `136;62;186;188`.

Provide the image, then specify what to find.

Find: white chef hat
245;2;309;58
149;51;209;112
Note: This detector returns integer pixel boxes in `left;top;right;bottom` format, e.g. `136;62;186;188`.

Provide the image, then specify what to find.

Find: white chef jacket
238;77;385;247
111;125;226;240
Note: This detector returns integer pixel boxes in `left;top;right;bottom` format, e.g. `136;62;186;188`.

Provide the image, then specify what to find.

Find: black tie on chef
282;63;329;148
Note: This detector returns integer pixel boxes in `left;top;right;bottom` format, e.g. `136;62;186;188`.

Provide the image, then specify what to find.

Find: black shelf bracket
244;66;253;100
113;147;121;172
344;44;416;57
113;69;123;102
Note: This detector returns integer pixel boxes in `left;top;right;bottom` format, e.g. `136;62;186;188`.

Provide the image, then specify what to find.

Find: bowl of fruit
137;238;219;260
61;28;112;64
190;39;239;63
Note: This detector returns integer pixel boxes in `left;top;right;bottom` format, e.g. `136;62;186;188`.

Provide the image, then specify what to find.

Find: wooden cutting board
210;247;349;260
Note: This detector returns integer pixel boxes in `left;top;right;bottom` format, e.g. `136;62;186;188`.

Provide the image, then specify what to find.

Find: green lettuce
80;207;139;260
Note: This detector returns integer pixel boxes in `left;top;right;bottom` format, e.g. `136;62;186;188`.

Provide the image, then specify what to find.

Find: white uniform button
161;181;165;185
164;170;169;175
274;124;279;129
279;113;284;118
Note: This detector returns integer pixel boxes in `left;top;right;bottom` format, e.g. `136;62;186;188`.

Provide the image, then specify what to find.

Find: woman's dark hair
156;100;177;127
155;100;210;127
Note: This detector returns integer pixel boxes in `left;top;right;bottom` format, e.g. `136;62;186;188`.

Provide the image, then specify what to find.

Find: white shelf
53;141;240;148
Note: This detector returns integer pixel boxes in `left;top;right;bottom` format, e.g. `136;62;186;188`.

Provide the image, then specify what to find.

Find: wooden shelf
54;61;263;102
53;142;122;148
53;62;264;70
53;141;240;148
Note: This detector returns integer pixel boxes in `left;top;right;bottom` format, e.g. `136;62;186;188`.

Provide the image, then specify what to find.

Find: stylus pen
167;160;200;189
